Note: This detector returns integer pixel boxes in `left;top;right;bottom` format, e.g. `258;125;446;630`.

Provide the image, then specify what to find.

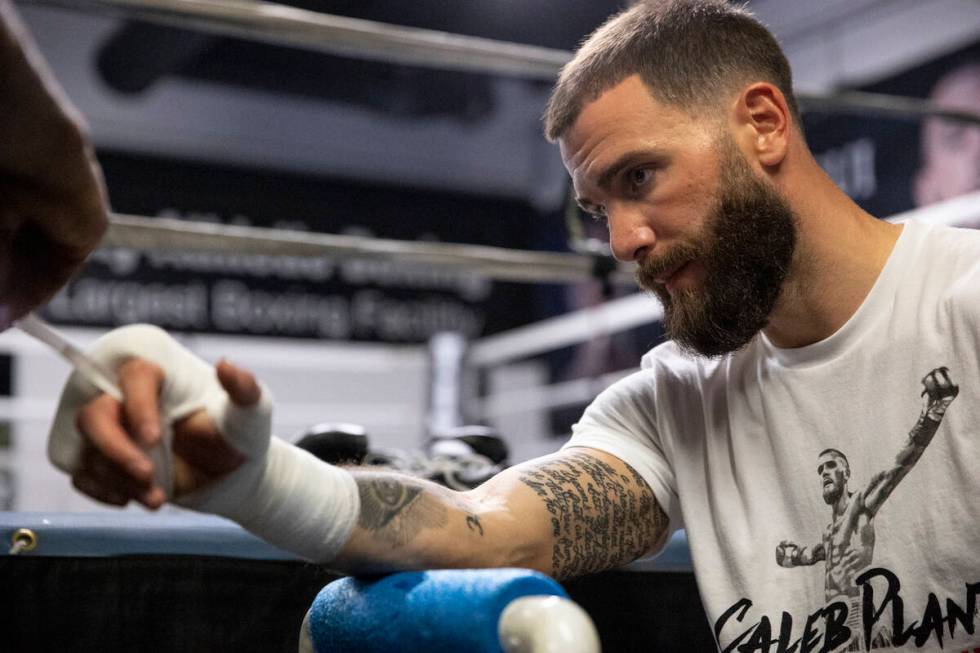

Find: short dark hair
818;448;850;475
543;0;800;142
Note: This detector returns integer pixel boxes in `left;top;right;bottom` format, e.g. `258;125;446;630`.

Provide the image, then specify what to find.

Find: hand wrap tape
48;324;359;562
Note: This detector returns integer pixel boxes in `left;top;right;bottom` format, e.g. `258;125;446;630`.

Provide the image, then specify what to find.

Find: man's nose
607;205;656;263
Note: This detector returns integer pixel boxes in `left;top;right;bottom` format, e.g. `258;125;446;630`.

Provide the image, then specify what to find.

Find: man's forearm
863;410;944;513
890;411;943;473
327;450;667;580
330;471;530;575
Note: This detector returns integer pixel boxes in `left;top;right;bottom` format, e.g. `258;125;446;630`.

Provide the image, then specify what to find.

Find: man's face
559;75;797;357
817;453;849;505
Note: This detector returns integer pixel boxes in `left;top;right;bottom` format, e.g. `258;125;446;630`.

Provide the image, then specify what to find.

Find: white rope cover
24;0;571;78
105;213;637;285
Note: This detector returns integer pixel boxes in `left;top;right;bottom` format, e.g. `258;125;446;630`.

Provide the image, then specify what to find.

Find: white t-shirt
565;220;980;652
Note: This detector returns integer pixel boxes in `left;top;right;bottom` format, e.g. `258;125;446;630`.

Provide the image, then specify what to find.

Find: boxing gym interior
2;0;980;651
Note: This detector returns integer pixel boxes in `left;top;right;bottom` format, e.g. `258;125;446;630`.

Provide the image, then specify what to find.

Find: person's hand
50;325;361;562
71;358;257;509
0;1;109;328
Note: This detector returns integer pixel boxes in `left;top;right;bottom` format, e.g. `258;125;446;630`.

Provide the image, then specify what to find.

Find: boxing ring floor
0;512;713;652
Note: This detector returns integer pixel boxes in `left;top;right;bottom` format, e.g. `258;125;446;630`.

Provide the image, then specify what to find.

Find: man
46;1;980;651
776;368;958;650
0;1;109;330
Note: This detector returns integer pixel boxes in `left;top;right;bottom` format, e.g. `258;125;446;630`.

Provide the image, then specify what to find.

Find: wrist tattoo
909;412;943;448
356;475;448;548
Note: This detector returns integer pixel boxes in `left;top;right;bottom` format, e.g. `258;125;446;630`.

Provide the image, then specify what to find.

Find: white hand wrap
47;324;360;562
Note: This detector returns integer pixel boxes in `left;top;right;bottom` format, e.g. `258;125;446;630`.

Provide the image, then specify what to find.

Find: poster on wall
805;39;980;220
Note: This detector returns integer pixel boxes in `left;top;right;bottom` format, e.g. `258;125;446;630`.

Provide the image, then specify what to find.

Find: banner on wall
45;152;557;343
805;40;980;220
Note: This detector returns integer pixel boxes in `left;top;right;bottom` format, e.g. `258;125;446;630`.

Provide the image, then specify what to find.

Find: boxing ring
4;0;980;651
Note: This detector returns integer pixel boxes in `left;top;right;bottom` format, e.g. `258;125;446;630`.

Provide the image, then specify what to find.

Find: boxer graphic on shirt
775;367;958;650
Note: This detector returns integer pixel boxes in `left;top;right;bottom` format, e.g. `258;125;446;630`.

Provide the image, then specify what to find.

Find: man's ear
732;82;791;168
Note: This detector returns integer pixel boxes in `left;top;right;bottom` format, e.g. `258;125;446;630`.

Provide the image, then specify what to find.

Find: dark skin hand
72;358;253;509
0;1;109;328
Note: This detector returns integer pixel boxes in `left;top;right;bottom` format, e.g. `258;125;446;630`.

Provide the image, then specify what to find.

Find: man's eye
629;168;653;189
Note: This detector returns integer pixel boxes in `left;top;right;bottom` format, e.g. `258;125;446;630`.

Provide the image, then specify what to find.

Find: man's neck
832;490;852;520
763;167;904;350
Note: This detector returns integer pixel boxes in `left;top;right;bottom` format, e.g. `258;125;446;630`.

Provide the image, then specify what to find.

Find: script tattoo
519;452;666;579
356;474;448;548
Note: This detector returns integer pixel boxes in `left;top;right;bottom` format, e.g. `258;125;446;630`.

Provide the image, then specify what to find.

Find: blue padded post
308;568;567;653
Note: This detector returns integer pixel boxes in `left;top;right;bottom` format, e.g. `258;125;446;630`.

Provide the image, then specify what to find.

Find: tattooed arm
57;333;666;576
332;448;669;580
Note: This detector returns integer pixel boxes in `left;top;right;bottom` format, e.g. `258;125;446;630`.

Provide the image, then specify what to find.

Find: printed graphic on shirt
714;367;980;652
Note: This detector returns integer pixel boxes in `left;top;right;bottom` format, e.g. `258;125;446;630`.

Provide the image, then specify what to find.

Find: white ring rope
105;213;637;285
799;90;980;127
884;189;980;226
23;0;571;79
469;292;661;368
22;0;980;125
477;367;637;420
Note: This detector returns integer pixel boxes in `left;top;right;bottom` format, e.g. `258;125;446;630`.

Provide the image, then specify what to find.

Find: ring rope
24;0;571;79
469;292;661;367
24;0;980;126
105;213;638;285
477;368;637;420
799;90;980;126
884;188;980;226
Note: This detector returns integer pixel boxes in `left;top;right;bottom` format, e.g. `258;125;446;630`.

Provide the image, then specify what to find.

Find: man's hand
71;358;256;509
920;367;958;422
0;1;109;328
51;325;362;563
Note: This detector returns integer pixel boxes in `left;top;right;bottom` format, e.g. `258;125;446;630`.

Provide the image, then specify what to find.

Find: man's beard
636;140;797;358
823;482;844;505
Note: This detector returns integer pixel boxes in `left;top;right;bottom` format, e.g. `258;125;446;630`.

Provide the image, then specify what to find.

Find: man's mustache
634;241;702;290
